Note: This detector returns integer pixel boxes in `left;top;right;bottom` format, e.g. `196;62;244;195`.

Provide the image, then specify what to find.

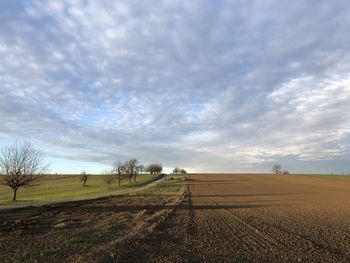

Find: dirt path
110;174;350;262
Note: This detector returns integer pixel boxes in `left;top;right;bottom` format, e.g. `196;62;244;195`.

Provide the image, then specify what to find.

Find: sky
0;0;350;174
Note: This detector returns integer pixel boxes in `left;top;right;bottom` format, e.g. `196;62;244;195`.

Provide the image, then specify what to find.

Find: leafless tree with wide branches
114;162;125;186
125;159;140;182
101;170;114;189
172;167;180;174
0;142;49;202
147;163;163;174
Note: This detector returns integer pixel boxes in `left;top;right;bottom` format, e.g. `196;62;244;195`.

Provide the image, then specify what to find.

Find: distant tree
173;167;180;174
180;169;187;174
101;171;114;189
0;142;49;202
138;164;146;174
282;170;289;174
146;163;162;174
80;171;90;187
125;159;139;182
113;162;125;186
272;164;282;174
154;164;163;174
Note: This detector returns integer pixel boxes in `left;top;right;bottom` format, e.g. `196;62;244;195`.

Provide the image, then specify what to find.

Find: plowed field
2;174;350;262
112;174;350;262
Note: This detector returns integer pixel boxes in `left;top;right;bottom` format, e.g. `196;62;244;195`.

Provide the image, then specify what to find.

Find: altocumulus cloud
0;0;350;173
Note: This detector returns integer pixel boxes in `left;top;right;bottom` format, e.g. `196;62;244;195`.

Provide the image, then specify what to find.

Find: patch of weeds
39;248;57;257
139;175;186;199
142;180;180;195
64;235;93;245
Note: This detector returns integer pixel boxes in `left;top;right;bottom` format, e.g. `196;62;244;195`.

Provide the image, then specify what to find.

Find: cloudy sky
0;0;350;174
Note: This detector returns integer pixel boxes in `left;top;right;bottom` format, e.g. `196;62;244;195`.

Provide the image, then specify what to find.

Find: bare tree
272;164;282;174
101;171;114;189
146;164;152;174
80;171;90;187
0;142;49;202
113;162;125;186
125;159;139;182
147;163;163;174
173;167;180;174
138;164;146;174
154;164;162;174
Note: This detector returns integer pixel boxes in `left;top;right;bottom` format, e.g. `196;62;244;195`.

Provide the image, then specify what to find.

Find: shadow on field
191;193;299;197
184;178;248;182
138;193;299;198
180;182;246;186
188;179;249;183
38;202;286;214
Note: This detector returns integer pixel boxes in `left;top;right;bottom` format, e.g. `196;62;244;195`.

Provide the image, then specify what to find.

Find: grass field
0;173;164;205
141;174;188;196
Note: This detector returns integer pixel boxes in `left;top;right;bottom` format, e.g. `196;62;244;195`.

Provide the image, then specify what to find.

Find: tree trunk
134;174;136;182
118;175;121;186
12;188;18;202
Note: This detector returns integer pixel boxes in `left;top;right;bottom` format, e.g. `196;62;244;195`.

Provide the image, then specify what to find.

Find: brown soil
109;174;350;262
0;189;184;263
2;174;350;262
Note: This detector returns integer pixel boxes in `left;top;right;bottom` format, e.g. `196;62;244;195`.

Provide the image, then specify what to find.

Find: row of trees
146;163;163;174
80;160;163;188
172;167;187;174
0;143;166;201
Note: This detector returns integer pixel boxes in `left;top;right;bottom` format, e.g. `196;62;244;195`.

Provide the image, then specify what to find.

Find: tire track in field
248;215;350;262
205;182;349;262
181;182;275;261
182;183;258;261
206;183;281;246
226;202;350;261
103;175;350;262
201;183;285;259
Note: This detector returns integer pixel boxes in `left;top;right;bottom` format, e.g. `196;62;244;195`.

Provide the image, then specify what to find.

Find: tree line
84;160;164;188
0;142;168;202
172;167;187;174
0;142;298;203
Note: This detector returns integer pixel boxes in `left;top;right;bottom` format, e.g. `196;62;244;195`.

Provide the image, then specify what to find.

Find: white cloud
0;0;350;173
